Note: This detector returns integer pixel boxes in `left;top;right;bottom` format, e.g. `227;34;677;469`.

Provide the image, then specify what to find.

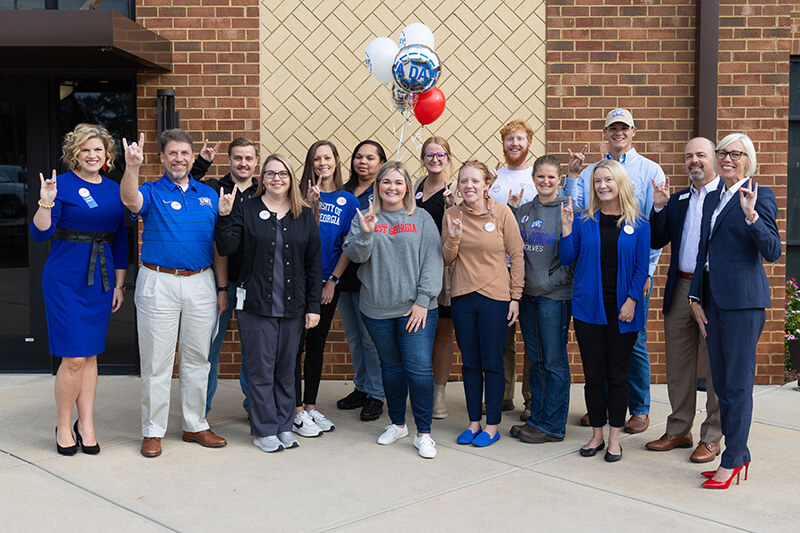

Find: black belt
54;228;116;291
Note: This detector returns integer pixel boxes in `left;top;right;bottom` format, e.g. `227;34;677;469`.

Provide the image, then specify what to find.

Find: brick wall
546;0;791;385
133;0;791;385
134;0;260;378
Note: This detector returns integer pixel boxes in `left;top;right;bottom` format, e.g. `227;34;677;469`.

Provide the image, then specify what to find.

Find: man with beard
490;119;537;416
189;138;260;416
562;109;665;433
121;129;228;457
646;137;721;462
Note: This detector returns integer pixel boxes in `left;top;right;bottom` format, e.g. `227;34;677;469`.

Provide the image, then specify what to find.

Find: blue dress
30;171;128;357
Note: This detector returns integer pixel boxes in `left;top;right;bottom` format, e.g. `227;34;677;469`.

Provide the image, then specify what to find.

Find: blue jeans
451;293;508;426
337;291;384;400
207;281;248;414
628;289;651;415
361;309;437;434
518;296;572;438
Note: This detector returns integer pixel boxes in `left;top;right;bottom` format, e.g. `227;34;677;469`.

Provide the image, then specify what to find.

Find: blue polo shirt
131;174;218;270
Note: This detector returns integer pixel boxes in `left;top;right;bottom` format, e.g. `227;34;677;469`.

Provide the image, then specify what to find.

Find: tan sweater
442;200;524;301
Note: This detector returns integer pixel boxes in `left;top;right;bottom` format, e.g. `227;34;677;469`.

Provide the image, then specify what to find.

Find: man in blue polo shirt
121;129;228;458
562;108;666;434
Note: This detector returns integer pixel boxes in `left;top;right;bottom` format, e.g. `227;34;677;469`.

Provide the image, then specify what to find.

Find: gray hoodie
343;207;443;319
514;194;573;300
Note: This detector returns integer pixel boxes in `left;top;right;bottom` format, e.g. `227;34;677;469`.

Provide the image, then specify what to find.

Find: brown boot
141;437;161;458
432;384;448;419
623;414;650;434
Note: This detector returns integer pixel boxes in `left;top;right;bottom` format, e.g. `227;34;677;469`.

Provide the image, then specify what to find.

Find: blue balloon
392;45;440;94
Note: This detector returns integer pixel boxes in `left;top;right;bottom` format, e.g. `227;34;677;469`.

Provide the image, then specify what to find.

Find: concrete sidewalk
0;376;798;532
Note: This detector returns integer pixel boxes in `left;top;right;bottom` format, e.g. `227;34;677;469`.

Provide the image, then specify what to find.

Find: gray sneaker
278;431;299;449
253;436;284;453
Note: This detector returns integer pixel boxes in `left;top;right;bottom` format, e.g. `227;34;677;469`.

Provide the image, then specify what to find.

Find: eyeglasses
715;150;747;161
424;152;448;160
263;170;290;180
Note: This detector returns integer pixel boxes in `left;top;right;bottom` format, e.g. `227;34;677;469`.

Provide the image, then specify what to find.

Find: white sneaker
277;431;299;449
253;436;284;453
307;409;335;432
293;410;322;438
377;424;408;445
414;434;437;459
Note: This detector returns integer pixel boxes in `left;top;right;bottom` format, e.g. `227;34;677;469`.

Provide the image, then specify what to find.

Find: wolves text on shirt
520;225;556;252
319;201;345;226
374;222;418;235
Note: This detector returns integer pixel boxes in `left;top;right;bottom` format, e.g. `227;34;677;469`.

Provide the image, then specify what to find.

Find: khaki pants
664;277;721;444
135;266;216;437
503;322;531;406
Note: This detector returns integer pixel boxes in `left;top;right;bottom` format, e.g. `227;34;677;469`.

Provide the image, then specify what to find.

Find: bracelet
38;199;54;209
114;286;126;293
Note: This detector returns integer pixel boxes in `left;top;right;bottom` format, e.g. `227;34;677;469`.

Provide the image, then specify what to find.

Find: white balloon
398;23;435;50
364;37;399;84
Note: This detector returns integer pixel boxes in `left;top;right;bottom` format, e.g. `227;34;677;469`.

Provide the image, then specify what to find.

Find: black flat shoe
55;426;78;456
74;420;100;455
579;441;605;457
604;445;623;462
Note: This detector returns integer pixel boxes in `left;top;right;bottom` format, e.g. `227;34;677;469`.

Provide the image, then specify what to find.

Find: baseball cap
604;108;635;128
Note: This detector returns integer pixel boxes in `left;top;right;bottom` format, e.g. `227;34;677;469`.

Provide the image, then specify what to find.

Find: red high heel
701;465;744;489
701;461;750;479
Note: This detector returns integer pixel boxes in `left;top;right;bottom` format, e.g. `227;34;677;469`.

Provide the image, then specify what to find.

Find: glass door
0;76;51;371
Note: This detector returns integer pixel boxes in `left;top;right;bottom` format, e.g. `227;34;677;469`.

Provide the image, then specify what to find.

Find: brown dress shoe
182;429;227;448
579;413;590;426
645;433;693;451
141;437;162;458
623;414;649;434
690;441;720;463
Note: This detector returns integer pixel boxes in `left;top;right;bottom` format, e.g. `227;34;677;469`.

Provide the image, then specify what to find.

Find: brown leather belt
678;271;693;280
142;262;210;276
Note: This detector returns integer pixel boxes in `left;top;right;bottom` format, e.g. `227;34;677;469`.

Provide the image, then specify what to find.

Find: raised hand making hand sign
560;196;574;236
122;133;145;170
199;139;222;163
218;188;235;216
739;180;759;223
356;199;377;233
652;175;670;211
567;144;588;177
445;211;462;238
40;170;57;204
507;188;524;209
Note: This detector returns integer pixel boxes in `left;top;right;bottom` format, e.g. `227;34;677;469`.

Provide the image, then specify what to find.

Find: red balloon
414;87;446;125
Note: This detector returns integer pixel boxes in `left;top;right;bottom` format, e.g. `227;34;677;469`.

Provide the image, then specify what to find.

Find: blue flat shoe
456;428;481;445
472;430;500;447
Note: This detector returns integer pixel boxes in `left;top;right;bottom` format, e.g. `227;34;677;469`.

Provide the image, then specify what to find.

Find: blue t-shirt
318;190;359;279
131;174;218;270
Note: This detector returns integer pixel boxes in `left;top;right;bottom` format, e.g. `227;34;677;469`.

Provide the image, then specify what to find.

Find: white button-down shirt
678;177;719;274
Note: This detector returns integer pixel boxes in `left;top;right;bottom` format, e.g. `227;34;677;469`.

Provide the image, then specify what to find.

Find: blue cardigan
558;212;650;333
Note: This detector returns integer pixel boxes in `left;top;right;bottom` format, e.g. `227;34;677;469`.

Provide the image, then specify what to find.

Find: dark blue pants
451;292;509;426
362;309;438;434
703;275;765;469
518;295;572;438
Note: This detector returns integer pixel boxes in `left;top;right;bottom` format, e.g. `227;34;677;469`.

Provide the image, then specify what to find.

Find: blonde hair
585;159;642;228
373;161;417;215
256;154;306;219
715;133;757;177
61;123;117;172
457;160;496;187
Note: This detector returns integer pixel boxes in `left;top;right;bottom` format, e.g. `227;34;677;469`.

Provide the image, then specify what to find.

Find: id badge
235;286;246;310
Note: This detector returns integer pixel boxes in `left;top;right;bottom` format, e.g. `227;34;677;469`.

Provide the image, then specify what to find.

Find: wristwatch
688;296;699;307
328;275;341;284
217;286;228;293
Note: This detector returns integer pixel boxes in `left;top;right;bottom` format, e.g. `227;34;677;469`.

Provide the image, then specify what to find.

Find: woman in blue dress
30;124;128;456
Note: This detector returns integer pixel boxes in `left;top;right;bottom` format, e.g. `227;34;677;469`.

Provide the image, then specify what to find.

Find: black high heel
55;426;77;456
74;420;100;455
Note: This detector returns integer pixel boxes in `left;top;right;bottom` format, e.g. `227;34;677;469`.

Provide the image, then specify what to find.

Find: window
788;57;800;280
0;0;134;19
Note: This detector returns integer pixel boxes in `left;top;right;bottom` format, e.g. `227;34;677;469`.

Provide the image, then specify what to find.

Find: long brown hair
300;140;342;196
373;161;417;215
255;154;306;219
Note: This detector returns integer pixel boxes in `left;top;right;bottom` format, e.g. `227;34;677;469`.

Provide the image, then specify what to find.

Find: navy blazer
650;185;693;313
688;179;781;309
